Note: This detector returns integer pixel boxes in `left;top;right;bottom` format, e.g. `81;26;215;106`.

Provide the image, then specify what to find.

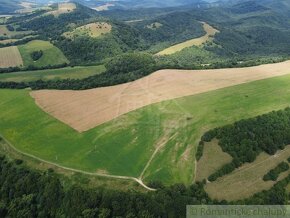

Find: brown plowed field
31;61;290;132
0;46;23;68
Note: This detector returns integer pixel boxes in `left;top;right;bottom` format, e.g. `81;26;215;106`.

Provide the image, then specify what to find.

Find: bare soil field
0;46;23;68
156;22;219;55
205;145;290;201
31;60;290;132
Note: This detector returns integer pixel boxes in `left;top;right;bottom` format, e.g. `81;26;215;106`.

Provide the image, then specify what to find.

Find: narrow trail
139;133;177;180
0;134;156;191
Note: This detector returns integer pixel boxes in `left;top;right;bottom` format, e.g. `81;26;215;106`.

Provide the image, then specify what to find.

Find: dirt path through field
31;60;290;132
0;134;156;191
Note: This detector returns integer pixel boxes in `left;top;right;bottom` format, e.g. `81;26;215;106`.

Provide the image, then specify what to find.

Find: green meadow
0;65;105;82
18;40;69;67
1;74;290;185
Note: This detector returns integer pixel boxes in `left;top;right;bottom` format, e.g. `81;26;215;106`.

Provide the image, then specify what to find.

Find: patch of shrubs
31;50;43;61
263;162;289;181
200;108;290;181
195;141;204;161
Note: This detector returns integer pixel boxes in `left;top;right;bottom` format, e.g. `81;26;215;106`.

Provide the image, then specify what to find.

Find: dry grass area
63;22;112;39
0;25;32;38
93;3;115;11
31;60;290;132
0;39;18;44
196;139;232;182
0;46;23;68
45;3;76;17
157;22;219;55
205;145;290;201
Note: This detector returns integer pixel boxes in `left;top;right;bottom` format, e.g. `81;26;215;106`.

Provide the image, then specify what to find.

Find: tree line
0;146;290;217
198;107;290;181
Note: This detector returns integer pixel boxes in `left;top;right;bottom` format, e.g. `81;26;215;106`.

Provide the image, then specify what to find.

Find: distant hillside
0;0;21;14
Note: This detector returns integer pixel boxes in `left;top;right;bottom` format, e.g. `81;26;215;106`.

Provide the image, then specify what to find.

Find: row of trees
0;53;158;90
199;107;290;181
263;162;289;181
0;146;290;217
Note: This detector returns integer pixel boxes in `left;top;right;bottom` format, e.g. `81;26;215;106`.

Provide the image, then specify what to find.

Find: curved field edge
156;22;219;56
0;65;106;82
0;138;146;192
2;74;290;185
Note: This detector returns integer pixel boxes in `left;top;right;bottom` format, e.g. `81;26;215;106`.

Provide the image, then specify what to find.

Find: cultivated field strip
156;22;219;55
205;145;290;201
31;61;290;132
0;46;23;68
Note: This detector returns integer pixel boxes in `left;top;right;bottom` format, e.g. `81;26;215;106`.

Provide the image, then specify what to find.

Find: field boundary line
0;134;156;191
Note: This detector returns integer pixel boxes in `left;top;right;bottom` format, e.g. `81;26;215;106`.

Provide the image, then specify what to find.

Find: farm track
0;134;156;191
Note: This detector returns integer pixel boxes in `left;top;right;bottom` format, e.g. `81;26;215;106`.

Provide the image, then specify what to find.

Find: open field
156;22;219;55
18;40;69;68
3;73;290;186
45;3;76;17
31;61;290;132
0;25;32;38
93;3;115;11
63;22;112;39
0;65;105;82
0;136;144;192
0;46;23;68
196;139;232;182
205;146;290;201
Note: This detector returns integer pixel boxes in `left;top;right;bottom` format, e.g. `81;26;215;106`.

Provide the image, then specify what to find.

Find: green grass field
18;40;69;68
2;74;290;186
0;65;105;82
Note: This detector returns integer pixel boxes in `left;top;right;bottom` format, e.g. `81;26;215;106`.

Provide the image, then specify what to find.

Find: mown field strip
0;46;23;68
156;22;219;55
31;60;290;132
205;145;290;201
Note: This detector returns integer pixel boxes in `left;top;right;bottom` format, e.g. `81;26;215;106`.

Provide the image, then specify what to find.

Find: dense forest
3;0;290;68
0;53;158;90
0;53;287;90
263;162;290;182
198;107;290;181
0;147;289;218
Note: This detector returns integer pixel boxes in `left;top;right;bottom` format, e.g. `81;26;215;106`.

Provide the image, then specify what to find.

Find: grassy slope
1;74;290;185
63;22;112;39
18;40;69;68
0;65;105;82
